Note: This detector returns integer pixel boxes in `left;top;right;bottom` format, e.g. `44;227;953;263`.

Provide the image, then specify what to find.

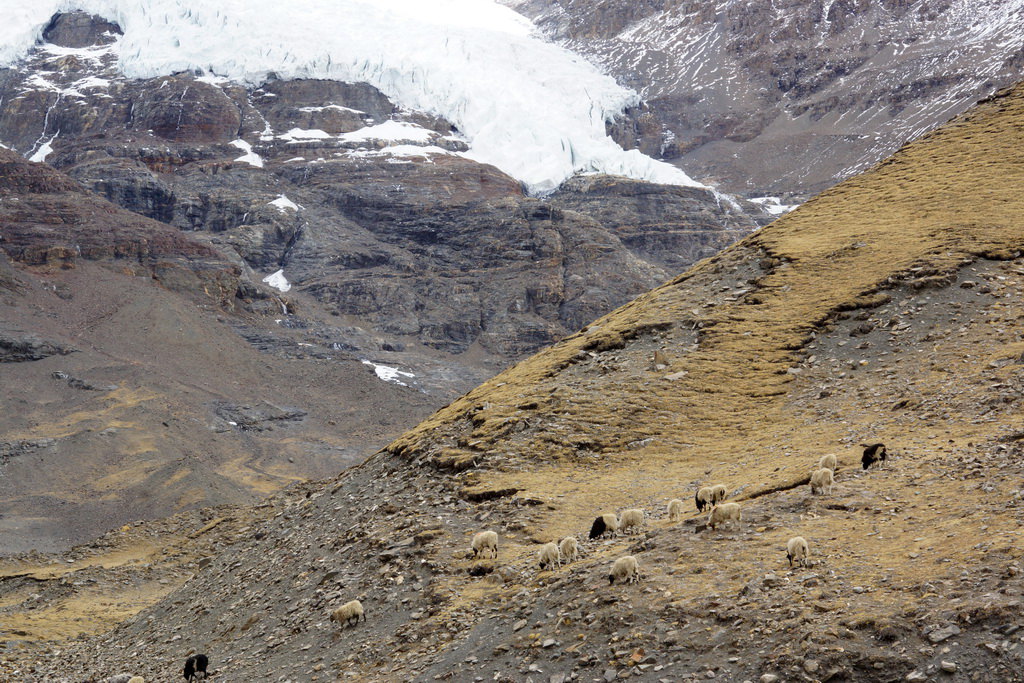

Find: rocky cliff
0;11;764;363
505;0;1024;198
0;147;440;554
11;73;1024;682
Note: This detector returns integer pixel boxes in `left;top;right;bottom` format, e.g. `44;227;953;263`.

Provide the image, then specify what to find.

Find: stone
803;660;819;674
760;675;779;683
905;671;928;682
940;661;957;673
928;625;961;643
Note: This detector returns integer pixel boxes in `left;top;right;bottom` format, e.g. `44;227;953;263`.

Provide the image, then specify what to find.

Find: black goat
861;443;887;470
183;654;209;681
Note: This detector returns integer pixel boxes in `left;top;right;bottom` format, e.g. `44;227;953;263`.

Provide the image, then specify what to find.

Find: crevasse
0;0;707;194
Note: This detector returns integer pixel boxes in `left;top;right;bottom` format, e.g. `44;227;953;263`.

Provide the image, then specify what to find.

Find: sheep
694;486;715;512
818;453;838;471
538;542;561;570
861;443;887;470
618;508;645;535
559;536;580;563
608;555;640;585
710;484;728;504
809;467;834;495
589;513;620;539
183;654;209;681
667;498;684;521
330;599;365;627
707;502;742;529
786;536;810;567
471;530;499;559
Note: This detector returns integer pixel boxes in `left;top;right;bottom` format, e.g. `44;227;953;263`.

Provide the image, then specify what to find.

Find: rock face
0;145;439;554
504;0;1024;196
0;11;765;362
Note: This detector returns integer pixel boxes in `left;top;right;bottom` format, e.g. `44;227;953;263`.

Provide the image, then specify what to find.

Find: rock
760;675;779;683
906;671;928;682
928;625;961;643
940;661;957;673
803;660;819;674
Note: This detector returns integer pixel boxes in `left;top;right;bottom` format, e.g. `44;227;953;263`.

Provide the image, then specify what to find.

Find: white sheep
538;542;561;569
608;555;640;584
330;599;365;627
818;453;838;471
710;484;728;504
618;508;645;535
589;513;620;539
471;530;499;559
707;502;742;529
694;486;715;512
559;536;580;563
810;467;834;495
787;536;810;567
667;498;684;521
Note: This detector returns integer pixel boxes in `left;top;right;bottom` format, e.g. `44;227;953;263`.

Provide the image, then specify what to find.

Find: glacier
0;0;708;194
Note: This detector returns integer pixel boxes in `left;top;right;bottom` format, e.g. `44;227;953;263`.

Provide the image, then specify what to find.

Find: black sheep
183;653;209;681
588;515;607;539
861;443;887;470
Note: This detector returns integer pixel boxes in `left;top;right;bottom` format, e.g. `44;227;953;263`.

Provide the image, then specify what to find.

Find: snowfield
0;0;707;194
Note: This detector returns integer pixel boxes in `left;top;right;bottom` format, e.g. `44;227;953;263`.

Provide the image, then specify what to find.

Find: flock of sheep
319;444;889;631
464;442;889;588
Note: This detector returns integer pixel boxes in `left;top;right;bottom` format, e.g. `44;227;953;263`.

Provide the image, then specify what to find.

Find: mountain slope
506;0;1024;197
0;147;438;554
16;78;1024;680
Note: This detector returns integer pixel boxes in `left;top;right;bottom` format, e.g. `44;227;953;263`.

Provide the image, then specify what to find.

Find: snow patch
339;120;434;144
346;144;453;160
29;133;57;162
0;0;708;194
749;196;800;215
279;128;333;142
361;360;415;386
262;269;291;292
230;138;263;167
269;194;301;212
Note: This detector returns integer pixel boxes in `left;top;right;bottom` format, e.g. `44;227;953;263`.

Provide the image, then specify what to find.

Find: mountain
0;8;763;363
505;0;1024;197
0;145;444;554
13;71;1024;682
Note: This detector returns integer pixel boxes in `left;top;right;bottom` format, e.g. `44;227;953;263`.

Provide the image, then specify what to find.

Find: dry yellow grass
384;85;1024;630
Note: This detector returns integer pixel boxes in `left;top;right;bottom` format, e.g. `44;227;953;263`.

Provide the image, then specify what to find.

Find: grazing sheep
694;486;715;512
183;654;209;681
861;443;887;470
710;484;728;504
707;502;742;529
559;536;580;563
787;536;810;567
818;453;838;471
471;530;499;559
538;542;561;569
330;599;366;627
809;467;835;495
589;513;620;539
618;508;645;535
667;498;684;521
608;555;640;585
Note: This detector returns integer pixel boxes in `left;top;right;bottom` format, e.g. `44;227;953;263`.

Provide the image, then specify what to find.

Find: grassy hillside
10;85;1024;681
